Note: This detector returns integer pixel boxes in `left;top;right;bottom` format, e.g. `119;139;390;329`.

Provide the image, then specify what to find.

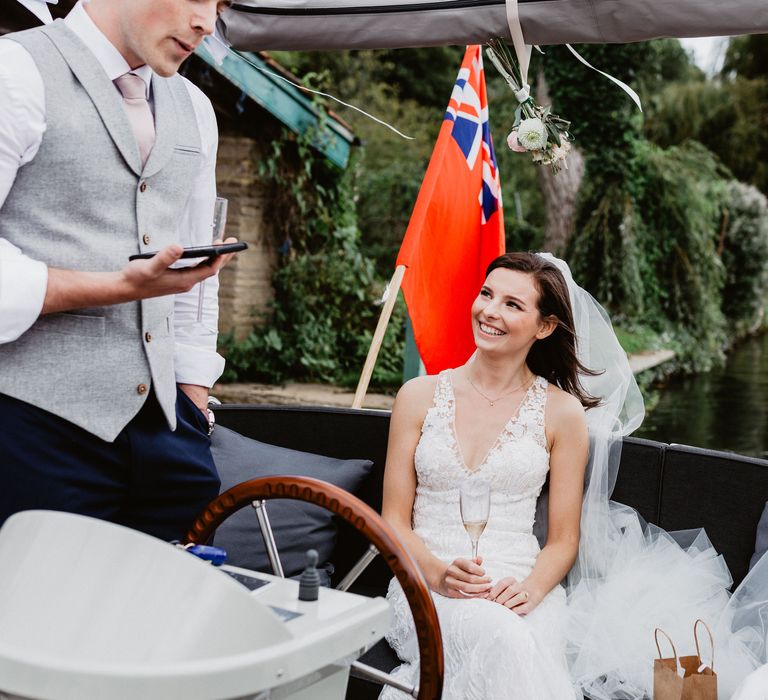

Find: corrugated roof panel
196;43;354;169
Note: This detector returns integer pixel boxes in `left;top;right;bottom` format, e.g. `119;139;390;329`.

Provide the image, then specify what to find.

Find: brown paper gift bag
654;619;717;700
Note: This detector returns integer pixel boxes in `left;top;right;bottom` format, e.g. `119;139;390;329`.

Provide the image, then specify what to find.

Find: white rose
517;118;547;151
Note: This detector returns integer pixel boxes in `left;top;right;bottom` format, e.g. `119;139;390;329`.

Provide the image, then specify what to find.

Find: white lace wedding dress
380;370;579;700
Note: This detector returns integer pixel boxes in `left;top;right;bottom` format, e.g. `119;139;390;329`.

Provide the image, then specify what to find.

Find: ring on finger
520;590;529;602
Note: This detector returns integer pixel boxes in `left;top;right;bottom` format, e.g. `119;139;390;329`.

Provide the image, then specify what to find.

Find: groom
0;0;236;540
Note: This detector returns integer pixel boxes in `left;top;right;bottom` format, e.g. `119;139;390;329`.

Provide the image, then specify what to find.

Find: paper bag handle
693;619;715;671
655;628;679;662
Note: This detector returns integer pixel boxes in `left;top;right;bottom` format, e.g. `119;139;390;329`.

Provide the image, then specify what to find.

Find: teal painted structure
196;43;355;169
403;315;425;382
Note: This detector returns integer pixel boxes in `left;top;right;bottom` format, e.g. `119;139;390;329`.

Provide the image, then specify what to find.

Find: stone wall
215;135;276;341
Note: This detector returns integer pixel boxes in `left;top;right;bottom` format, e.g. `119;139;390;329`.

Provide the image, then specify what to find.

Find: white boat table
217;563;391;699
0;511;390;700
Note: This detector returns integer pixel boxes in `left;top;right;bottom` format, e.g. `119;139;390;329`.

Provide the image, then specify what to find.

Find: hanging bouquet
485;38;572;173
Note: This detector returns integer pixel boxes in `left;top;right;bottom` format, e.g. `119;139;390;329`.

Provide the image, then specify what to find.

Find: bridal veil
537;253;768;698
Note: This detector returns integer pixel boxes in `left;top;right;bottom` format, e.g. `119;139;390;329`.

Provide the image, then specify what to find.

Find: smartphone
129;241;248;261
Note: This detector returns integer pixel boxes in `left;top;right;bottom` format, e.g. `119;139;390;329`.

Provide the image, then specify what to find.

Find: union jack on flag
397;45;505;374
444;50;502;225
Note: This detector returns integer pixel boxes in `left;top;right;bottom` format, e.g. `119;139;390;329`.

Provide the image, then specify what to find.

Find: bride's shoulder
544;382;587;423
392;374;440;418
396;374;439;402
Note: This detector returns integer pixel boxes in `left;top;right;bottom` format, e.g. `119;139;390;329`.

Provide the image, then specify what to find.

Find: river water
634;332;768;458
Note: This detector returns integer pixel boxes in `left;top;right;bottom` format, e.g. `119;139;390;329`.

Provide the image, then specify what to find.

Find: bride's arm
489;387;589;613
382;377;492;598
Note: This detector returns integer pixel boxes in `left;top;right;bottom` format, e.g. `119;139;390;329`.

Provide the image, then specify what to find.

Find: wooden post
352;265;406;409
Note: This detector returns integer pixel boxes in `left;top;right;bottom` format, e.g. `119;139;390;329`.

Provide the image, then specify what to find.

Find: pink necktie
114;72;155;168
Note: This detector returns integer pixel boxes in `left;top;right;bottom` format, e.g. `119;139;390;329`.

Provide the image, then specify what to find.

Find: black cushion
750;502;768;570
210;425;374;580
215;405;393;587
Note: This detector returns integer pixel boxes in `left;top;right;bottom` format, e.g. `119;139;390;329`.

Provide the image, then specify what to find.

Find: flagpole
352;265;407;409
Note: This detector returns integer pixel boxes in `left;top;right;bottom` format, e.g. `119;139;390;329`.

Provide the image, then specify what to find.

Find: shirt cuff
0;256;47;343
174;340;226;388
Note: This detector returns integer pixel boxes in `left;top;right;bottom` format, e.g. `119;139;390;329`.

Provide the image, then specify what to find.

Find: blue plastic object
185;544;227;567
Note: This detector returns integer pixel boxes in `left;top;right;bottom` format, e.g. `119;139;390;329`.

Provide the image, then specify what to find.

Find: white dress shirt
15;0;57;25
0;1;225;387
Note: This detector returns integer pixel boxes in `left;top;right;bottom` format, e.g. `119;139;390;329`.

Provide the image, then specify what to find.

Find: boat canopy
221;0;768;52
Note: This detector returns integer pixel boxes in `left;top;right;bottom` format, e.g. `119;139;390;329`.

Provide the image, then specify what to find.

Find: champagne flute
197;196;229;323
460;478;490;560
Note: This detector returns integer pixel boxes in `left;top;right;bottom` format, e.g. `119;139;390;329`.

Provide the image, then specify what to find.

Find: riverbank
212;380;394;409
213;349;676;410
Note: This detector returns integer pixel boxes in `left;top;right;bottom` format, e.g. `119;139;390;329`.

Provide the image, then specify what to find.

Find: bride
381;251;593;699
379;252;768;699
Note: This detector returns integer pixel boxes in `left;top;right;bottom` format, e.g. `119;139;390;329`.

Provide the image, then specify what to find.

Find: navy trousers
0;388;220;541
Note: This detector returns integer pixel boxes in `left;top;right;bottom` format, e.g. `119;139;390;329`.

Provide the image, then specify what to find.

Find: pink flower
506;130;527;153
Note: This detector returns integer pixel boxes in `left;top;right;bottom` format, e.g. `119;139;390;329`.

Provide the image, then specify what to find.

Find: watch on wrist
205;396;220;436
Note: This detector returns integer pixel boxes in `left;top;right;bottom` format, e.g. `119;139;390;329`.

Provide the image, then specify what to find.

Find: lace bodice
411;370;550;578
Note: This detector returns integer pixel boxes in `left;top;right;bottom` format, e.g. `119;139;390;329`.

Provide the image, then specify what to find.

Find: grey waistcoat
0;21;203;441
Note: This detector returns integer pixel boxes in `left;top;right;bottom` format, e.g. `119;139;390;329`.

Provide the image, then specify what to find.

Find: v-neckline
448;370;538;475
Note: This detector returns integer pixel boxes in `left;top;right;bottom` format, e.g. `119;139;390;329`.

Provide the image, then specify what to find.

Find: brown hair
485;252;600;409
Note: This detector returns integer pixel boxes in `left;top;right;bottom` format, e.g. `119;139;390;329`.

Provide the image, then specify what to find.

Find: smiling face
101;0;232;77
471;268;556;357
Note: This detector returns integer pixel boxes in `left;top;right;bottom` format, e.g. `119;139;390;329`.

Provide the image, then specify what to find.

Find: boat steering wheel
185;475;443;700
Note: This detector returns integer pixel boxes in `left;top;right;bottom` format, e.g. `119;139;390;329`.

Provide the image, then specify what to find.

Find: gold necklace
467;373;533;407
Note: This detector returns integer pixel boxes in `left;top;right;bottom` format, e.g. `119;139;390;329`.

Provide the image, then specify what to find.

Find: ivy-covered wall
219;128;405;388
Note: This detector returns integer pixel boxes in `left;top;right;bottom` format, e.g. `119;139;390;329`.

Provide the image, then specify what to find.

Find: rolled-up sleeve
0;242;48;343
172;80;226;387
0;40;48;344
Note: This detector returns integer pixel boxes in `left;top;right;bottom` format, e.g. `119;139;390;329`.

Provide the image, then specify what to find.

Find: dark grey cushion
750;502;768;570
210;425;374;582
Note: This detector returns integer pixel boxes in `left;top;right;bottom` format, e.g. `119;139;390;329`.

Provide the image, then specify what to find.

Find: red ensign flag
397;45;505;374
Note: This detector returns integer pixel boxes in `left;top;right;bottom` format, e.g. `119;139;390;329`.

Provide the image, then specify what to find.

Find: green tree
645;35;768;196
722;34;768;80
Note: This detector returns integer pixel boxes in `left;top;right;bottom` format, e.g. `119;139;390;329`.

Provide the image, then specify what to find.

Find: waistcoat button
139;181;148;193
137;383;148;395
142;234;151;245
144;332;152;343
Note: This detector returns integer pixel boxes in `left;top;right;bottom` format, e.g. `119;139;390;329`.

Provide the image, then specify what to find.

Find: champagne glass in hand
460;478;490;560
197;196;229;322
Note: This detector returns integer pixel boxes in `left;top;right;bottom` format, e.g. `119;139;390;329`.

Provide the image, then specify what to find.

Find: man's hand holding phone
41;239;245;316
121;238;245;300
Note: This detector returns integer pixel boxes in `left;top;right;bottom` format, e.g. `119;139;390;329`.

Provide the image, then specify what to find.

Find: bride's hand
436;557;492;598
488;577;541;614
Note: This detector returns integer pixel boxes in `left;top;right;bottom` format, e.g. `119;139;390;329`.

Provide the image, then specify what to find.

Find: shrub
719;181;768;335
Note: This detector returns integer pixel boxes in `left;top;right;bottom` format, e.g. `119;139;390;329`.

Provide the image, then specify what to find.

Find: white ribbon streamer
504;0;531;87
504;0;643;113
202;31;415;140
565;44;643;112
